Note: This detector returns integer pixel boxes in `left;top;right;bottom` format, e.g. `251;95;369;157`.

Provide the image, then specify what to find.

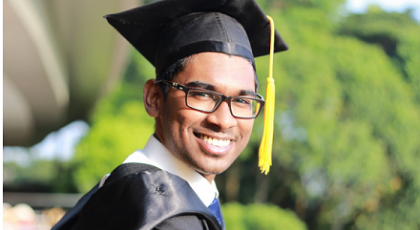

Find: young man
53;0;287;229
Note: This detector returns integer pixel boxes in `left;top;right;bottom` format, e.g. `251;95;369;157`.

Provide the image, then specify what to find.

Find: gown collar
123;135;219;207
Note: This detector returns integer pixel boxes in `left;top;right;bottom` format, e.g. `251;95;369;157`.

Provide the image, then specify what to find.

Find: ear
143;79;163;117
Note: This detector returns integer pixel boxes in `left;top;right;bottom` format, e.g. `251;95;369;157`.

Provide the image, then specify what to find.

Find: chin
195;161;232;175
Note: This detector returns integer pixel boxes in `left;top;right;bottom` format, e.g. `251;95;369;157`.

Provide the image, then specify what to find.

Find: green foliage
72;51;155;192
216;5;420;230
223;203;307;230
338;8;420;105
256;0;345;14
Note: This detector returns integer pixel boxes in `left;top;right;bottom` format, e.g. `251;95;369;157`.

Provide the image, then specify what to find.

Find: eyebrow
185;81;215;90
239;89;257;97
186;81;257;97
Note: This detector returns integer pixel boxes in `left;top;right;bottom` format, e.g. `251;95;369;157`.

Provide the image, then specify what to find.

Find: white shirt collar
122;135;219;207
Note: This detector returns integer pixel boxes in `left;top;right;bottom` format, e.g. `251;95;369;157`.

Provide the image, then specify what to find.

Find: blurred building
3;0;139;146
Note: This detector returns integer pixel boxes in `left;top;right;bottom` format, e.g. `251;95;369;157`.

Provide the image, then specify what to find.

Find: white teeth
201;135;230;147
214;139;219;146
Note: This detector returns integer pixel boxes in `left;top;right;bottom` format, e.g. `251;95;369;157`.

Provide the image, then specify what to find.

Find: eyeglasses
157;80;265;119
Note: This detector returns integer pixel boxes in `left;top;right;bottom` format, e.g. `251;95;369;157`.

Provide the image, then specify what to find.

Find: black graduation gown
52;163;222;230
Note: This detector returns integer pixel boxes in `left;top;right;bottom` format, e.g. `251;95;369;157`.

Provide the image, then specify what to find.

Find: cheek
239;120;254;141
162;96;185;123
166;106;204;136
160;101;182;139
178;110;206;132
241;119;254;133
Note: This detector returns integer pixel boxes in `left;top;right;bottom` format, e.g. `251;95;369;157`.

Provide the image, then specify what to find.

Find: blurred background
3;0;420;229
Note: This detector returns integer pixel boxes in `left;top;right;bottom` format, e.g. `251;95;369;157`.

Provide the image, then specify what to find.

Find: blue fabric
208;198;223;226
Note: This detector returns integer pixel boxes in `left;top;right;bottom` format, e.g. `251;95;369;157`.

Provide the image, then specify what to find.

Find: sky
3;0;420;166
3;121;89;166
346;0;420;21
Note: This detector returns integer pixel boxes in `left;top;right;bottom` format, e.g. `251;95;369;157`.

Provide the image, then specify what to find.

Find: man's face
155;52;256;181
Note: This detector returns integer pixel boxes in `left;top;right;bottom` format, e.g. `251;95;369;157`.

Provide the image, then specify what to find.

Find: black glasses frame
156;80;265;119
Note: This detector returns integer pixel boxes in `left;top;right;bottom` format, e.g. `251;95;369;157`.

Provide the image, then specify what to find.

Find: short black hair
157;55;259;101
157;56;192;100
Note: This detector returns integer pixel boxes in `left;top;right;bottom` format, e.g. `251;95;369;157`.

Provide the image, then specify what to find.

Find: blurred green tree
71;50;155;192
222;202;307;230
217;5;420;230
338;6;420;105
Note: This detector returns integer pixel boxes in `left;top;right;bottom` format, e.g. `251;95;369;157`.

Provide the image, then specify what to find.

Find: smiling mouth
197;134;232;147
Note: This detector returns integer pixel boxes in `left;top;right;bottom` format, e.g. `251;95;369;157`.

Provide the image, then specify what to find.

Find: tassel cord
258;15;275;174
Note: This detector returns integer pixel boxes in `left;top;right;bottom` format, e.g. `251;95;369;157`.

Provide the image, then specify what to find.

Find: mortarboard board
104;0;288;75
104;0;288;174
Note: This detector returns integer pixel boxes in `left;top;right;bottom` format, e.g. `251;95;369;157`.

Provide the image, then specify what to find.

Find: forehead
174;52;256;93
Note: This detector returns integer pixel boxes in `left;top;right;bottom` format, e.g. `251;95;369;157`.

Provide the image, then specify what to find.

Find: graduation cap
104;0;288;174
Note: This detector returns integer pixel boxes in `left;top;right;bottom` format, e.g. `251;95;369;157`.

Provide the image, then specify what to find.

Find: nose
206;101;237;130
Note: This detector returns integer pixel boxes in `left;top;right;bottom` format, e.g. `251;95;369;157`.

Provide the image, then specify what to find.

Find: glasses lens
187;89;220;112
186;89;262;118
231;97;261;118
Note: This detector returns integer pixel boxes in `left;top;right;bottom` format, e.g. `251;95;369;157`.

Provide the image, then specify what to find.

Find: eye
189;91;216;100
198;92;210;97
233;97;251;104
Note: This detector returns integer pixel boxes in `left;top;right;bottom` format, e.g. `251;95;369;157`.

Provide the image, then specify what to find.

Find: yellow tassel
258;15;276;175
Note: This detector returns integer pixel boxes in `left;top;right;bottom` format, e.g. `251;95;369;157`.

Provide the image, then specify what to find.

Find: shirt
100;135;219;207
